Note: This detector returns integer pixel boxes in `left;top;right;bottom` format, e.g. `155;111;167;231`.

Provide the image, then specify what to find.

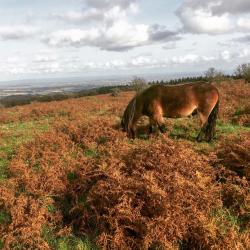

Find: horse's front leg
153;115;167;133
149;117;157;134
196;128;205;142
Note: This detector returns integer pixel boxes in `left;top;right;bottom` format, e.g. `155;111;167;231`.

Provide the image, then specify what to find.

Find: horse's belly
166;105;197;118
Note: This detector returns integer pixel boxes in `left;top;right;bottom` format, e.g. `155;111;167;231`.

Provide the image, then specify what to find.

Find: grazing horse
121;82;219;142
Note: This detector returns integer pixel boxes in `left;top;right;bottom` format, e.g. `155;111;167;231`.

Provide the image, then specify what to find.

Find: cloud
47;0;180;51
3;49;246;77
237;17;250;31
176;0;250;34
33;54;58;63
149;24;181;42
210;0;250;15
43;21;180;51
53;9;103;23
233;35;250;44
0;25;38;40
85;0;137;10
53;0;138;24
171;54;199;64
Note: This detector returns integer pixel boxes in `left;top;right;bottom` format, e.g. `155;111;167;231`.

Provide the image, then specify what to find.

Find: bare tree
130;76;148;93
204;67;225;83
235;63;250;83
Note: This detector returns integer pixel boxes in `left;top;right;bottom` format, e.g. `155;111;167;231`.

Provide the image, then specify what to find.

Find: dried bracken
0;80;249;249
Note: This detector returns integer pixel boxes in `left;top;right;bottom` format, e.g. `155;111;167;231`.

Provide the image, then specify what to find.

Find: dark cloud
149;24;181;42
233;35;250;43
211;0;250;15
85;0;137;10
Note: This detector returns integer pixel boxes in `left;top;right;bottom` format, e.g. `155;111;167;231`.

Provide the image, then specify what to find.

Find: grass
0;119;51;181
0;209;11;225
216;121;250;135
84;149;98;158
168;119;250;142
212;208;241;234
42;226;98;250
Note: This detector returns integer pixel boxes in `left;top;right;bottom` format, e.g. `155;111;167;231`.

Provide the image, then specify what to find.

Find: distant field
0;80;249;249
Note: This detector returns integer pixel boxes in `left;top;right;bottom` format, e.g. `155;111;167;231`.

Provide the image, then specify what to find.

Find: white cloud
171;54;199;64
237;17;250;31
176;0;250;34
177;8;232;34
220;50;231;61
43;20;180;51
3;50;243;77
238;48;250;58
33;54;58;63
0;25;38;40
53;0;138;25
53;9;103;23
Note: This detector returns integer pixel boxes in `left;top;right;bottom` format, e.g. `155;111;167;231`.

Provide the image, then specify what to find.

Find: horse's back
137;82;219;118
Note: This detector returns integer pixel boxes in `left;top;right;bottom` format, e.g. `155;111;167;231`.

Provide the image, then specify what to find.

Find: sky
0;0;250;82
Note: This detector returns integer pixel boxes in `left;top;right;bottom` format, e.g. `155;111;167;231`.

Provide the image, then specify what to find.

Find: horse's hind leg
196;111;208;142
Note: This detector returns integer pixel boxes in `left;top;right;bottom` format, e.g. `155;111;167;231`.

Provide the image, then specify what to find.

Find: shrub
235;63;250;83
130;76;148;93
110;87;120;97
204;67;226;83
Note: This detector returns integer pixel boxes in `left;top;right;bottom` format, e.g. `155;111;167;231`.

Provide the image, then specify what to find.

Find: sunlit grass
0;119;51;181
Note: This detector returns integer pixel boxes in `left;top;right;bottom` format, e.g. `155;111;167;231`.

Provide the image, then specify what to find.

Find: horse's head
121;96;136;133
120;116;126;131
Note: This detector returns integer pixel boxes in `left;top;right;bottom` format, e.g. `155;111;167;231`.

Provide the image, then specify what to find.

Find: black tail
204;99;219;141
121;97;137;134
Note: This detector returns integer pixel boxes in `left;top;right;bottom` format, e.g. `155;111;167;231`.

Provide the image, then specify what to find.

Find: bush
235;63;250;83
130;76;148;93
204;67;225;83
216;133;250;180
110;88;120;97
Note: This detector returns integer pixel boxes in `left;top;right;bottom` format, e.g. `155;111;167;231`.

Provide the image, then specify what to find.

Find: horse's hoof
196;136;203;142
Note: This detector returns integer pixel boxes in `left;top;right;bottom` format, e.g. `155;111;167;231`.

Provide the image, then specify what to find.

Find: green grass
0;209;12;225
0;119;51;181
42;226;98;250
84;149;98;158
168;119;250;142
216;121;250;136
211;208;241;234
169;119;198;141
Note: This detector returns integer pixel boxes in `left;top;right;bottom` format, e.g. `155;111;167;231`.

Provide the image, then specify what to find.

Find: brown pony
121;82;219;141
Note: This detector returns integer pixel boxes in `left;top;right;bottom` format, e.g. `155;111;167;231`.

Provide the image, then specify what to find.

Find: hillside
0;80;249;249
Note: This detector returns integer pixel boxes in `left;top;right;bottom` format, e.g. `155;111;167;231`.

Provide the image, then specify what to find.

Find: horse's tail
121;96;137;133
205;98;219;141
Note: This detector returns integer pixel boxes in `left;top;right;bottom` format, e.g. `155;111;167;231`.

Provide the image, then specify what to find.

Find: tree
235;63;250;82
110;87;120;97
130;76;148;93
204;67;225;83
